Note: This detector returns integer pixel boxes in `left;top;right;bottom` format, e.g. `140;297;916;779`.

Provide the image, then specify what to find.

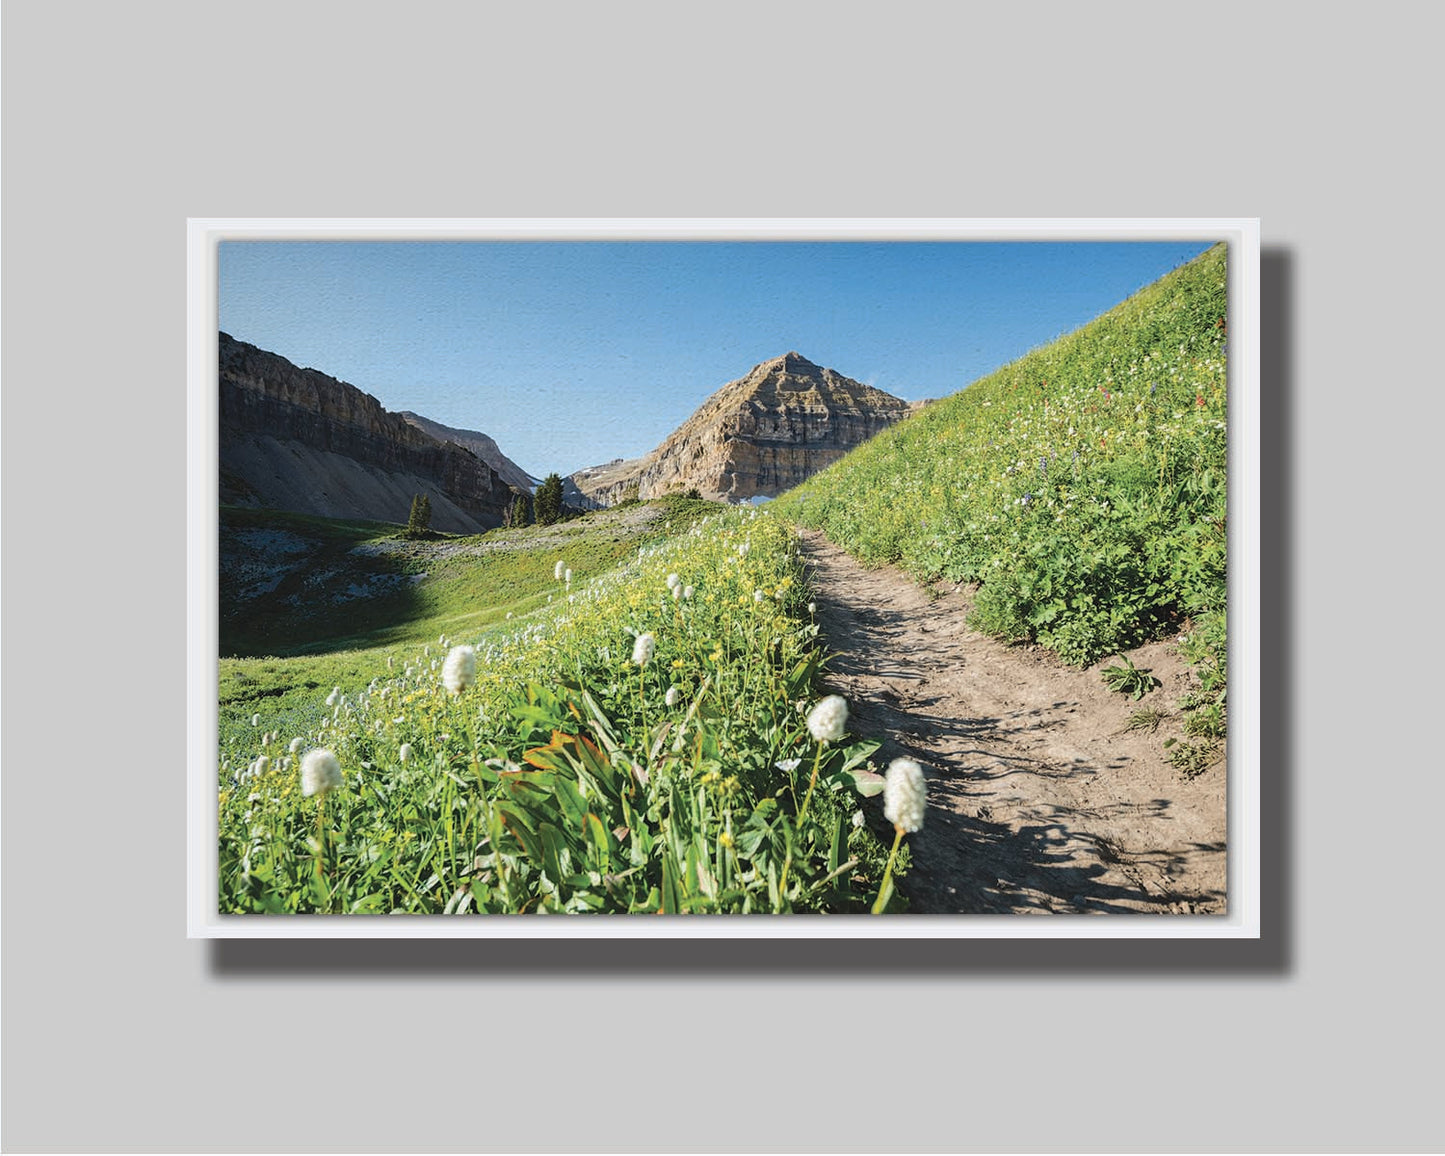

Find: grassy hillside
219;501;900;915
777;243;1228;674
221;499;718;658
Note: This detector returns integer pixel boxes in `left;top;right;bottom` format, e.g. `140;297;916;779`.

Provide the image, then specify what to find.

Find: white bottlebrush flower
807;602;817;614
300;748;343;797
441;644;477;694
806;695;848;743
682;585;695;600
666;572;680;590
672;585;682;601
250;714;260;727
325;687;340;707
387;655;394;669
399;742;413;763
289;736;304;754
631;632;656;666
254;755;270;776
754;589;765;602
554;560;565;580
665;686;681;707
852;810;866;829
883;758;927;833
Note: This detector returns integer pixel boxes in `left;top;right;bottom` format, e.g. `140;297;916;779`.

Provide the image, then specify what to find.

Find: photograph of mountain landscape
210;229;1241;922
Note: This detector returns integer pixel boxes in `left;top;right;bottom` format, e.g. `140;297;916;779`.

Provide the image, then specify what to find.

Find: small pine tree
534;473;564;526
406;492;432;536
507;490;532;528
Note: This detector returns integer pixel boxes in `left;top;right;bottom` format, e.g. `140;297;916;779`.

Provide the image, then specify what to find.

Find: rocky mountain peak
772;350;817;371
744;351;829;392
567;352;914;506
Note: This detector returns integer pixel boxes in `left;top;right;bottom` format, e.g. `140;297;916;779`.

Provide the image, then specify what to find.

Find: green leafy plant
1182;696;1226;739
1100;654;1162;700
1162;737;1221;780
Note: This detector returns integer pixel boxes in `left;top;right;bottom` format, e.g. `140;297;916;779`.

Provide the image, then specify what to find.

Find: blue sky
219;239;1214;478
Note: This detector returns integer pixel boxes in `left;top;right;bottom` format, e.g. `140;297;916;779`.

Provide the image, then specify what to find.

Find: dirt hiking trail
799;530;1226;915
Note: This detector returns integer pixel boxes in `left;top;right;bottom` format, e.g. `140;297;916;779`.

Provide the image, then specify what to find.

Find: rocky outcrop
563;457;645;509
219;332;512;532
397;411;537;494
568;352;914;505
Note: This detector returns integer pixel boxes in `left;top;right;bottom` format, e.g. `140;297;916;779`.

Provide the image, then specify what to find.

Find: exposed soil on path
799;530;1227;915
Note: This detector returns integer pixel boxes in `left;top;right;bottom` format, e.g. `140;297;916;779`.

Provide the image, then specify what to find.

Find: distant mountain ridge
397;411;537;493
567;352;915;506
218;332;513;533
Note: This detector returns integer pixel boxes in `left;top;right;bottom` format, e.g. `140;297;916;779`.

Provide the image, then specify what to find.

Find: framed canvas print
187;218;1259;938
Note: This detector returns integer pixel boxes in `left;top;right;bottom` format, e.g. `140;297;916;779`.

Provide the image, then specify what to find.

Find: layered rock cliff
568;352;914;505
397;411;537;494
219;333;513;533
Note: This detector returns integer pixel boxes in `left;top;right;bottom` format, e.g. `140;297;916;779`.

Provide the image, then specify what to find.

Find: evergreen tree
534;473;564;526
507;490;532;528
406;492;432;536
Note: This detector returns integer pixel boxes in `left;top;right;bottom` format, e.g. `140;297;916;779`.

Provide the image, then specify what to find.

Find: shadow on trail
842;682;1211;914
802;532;1223;917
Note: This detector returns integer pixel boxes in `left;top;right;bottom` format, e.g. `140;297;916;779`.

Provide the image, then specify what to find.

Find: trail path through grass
800;530;1226;914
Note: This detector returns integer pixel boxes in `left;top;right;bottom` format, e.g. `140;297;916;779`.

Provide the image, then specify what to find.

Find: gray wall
4;3;1438;1151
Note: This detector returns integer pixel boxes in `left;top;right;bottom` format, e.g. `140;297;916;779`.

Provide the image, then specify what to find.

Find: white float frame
187;218;1260;939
